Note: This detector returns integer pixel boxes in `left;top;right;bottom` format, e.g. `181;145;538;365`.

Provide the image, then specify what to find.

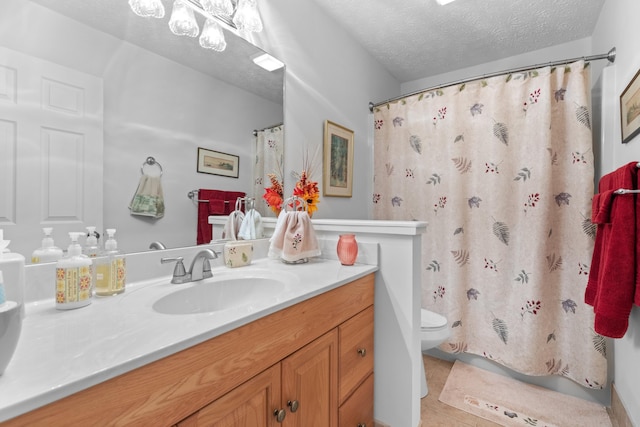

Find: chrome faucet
161;249;219;284
188;249;218;281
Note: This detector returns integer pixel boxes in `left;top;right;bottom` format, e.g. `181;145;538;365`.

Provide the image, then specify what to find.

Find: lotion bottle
31;228;64;264
95;229;126;296
56;232;93;310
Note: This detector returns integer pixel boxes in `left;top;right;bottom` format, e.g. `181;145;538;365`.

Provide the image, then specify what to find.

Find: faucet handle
161;256;188;283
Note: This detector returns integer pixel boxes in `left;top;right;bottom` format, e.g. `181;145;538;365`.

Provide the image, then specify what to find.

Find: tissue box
224;241;253;268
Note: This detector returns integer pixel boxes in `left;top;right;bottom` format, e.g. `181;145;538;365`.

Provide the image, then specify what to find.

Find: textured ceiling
312;0;606;83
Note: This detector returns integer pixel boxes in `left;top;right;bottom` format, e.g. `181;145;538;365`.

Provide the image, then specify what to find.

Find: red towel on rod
585;162;639;338
196;189;246;244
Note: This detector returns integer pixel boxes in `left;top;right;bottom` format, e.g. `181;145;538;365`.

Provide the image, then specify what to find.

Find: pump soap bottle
83;226;100;258
95;229;126;296
31;227;64;264
0;230;25;375
56;232;93;310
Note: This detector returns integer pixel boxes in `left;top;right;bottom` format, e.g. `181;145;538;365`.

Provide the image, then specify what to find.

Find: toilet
420;308;450;398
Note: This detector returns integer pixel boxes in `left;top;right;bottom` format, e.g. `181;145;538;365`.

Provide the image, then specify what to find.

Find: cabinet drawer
339;306;374;403
338;373;373;427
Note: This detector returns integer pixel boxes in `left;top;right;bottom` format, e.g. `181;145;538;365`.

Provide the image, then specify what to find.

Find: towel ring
141;156;163;177
282;196;307;213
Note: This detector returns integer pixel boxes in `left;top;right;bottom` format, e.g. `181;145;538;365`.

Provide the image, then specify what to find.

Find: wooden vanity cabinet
5;273;374;427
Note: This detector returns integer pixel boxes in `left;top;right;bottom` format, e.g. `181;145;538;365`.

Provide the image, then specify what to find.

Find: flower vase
337;234;358;266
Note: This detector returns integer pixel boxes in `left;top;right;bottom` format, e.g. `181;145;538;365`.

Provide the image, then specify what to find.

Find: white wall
252;0;400;221
591;0;640;424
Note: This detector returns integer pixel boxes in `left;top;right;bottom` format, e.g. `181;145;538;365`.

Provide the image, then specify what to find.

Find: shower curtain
373;60;607;387
253;124;284;217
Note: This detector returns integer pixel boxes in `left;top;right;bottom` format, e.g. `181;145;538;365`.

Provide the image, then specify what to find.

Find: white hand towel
222;210;245;240
129;175;165;219
238;209;264;240
268;211;320;262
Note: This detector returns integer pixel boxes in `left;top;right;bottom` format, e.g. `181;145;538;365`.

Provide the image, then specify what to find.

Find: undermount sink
152;275;288;315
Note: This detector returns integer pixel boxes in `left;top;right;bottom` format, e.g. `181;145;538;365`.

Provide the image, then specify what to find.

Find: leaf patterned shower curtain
253;124;284;216
373;60;607;387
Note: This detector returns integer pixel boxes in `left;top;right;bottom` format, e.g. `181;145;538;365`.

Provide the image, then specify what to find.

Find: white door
0;46;103;259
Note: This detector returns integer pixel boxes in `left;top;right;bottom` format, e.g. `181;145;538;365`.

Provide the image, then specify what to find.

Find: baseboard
610;382;633;427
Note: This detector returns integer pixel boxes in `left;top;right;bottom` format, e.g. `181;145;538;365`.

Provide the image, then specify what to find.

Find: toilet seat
421;308;447;330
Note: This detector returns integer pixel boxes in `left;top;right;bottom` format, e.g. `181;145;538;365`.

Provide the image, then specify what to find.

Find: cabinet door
177;364;281;427
281;329;338;427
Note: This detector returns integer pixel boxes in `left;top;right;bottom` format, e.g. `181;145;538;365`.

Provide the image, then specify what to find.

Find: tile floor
419;354;618;427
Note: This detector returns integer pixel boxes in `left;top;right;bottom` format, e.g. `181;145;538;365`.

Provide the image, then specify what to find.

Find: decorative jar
337;234;358;266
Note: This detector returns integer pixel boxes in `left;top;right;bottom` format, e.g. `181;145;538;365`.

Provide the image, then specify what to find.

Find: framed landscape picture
323;120;354;197
197;147;239;178
620;68;640;144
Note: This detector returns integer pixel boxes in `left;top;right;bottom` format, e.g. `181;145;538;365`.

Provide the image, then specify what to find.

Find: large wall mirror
0;0;284;258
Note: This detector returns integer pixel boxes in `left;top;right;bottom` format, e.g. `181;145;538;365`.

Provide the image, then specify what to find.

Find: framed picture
197;147;239;178
620;68;640;144
323;120;354;197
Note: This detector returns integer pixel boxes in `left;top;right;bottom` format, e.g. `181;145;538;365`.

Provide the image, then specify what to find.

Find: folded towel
268;211;321;262
222;210;245;241
591;190;615;224
238;209;264;240
129;175;165;219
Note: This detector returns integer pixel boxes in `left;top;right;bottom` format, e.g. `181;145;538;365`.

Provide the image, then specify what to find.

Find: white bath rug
439;360;612;427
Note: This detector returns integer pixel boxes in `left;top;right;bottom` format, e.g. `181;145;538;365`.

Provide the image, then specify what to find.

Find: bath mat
438;360;611;427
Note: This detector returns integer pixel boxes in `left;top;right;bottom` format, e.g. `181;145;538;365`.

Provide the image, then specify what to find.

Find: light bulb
199;19;227;51
169;0;199;37
201;0;234;17
233;0;263;33
128;0;165;18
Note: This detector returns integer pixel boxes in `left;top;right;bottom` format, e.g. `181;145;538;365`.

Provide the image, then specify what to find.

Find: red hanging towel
585;162;639;338
196;189;226;245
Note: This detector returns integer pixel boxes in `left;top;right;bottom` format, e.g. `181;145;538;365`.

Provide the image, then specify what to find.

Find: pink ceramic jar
337;234;358;266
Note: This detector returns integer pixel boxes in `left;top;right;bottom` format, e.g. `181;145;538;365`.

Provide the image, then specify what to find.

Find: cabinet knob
357;348;367;357
287;399;300;412
274;409;286;423
357;423;367;427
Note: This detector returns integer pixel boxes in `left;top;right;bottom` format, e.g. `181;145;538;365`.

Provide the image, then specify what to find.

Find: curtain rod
369;47;616;112
253;122;284;136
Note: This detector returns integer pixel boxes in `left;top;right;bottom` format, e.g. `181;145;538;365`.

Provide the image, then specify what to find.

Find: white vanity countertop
0;257;377;422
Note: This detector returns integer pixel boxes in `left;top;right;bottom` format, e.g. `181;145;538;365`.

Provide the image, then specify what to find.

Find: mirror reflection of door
0;47;103;258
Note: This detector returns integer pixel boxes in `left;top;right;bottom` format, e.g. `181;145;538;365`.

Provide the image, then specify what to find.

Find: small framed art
620;68;640;144
197;147;239;178
323;120;354;197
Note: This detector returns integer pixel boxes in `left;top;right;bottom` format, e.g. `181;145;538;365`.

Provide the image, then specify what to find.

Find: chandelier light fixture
128;0;263;52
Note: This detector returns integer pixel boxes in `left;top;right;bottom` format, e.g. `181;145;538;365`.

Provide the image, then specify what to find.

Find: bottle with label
55;232;93;310
95;229;126;296
83;226;100;258
31;228;64;264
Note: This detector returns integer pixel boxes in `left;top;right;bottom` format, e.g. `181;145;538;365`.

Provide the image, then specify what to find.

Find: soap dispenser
55;232;93;310
31;227;64;264
83;226;100;258
0;229;25;375
95;229;126;296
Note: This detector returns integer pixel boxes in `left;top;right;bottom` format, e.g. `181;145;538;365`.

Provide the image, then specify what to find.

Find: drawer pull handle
287;399;300;412
274;409;286;422
357;348;367;357
357;423;367;427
